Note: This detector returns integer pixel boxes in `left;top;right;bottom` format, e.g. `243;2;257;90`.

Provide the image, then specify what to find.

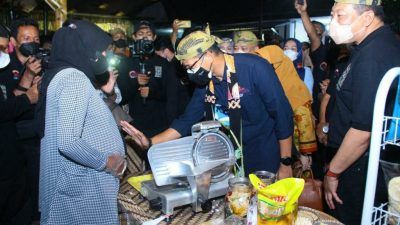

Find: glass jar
252;171;276;186
224;177;252;219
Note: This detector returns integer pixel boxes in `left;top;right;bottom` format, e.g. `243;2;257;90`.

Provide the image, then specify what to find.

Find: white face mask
0;51;10;69
329;19;354;44
329;16;364;44
283;49;298;61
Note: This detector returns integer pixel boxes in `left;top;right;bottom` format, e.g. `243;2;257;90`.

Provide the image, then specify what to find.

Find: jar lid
228;177;250;187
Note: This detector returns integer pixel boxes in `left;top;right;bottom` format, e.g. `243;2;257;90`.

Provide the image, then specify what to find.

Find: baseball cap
134;20;155;34
335;0;381;6
175;31;215;61
233;31;259;46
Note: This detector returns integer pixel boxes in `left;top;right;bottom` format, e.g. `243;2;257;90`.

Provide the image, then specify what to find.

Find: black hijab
36;20;112;138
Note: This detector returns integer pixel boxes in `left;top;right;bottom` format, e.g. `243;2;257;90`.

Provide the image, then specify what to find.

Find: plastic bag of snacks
249;175;305;225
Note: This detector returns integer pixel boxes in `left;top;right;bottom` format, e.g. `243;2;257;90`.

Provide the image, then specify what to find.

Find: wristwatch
280;157;293;166
322;124;329;134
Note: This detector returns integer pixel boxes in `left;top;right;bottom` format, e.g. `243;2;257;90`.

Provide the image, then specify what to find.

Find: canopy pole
45;0;67;29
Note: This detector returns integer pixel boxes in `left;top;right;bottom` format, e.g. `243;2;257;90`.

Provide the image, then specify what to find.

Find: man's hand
105;153;126;177
320;79;330;95
139;86;149;98
26;57;42;76
277;165;293;180
172;19;181;33
25;76;41;104
137;74;150;86
101;70;118;94
120;121;150;150
316;122;328;145
324;175;343;209
294;0;308;15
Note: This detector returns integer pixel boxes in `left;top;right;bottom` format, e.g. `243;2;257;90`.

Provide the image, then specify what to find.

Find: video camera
128;39;154;56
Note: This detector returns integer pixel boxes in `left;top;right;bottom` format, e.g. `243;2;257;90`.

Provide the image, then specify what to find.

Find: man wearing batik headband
323;0;400;223
121;30;294;179
233;31;260;54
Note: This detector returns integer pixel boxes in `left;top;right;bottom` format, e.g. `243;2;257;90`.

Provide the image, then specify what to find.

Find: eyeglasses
186;52;206;72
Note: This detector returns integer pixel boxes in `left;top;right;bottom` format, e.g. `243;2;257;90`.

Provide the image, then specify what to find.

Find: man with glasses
121;31;294;178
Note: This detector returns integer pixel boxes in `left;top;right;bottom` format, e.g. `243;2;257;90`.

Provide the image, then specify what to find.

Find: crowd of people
0;0;399;224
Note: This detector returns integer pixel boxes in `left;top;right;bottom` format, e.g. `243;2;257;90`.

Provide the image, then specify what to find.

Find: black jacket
117;54;180;137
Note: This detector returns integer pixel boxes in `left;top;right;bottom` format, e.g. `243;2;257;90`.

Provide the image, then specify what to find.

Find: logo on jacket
12;70;20;80
129;70;138;79
154;66;162;78
0;85;6;99
337;63;351;91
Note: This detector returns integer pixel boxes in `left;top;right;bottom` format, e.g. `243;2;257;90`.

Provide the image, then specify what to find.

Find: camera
129;39;154;56
19;43;51;69
34;48;51;69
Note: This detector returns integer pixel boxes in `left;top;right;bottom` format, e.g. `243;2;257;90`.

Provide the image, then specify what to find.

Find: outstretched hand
294;0;308;15
120;121;150;150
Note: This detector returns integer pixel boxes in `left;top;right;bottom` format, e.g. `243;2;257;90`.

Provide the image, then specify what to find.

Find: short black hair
311;21;326;32
204;43;223;56
154;36;174;52
353;4;385;21
10;17;39;39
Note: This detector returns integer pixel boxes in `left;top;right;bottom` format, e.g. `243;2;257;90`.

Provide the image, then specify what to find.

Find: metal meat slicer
140;121;236;215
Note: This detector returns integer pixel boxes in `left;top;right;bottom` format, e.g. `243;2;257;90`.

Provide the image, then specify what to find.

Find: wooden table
118;141;342;225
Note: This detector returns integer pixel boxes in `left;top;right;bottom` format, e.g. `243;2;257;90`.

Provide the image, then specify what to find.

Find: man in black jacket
0;23;39;225
117;20;180;138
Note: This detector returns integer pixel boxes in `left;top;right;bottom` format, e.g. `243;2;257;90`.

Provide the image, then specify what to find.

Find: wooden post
45;0;67;30
54;0;67;29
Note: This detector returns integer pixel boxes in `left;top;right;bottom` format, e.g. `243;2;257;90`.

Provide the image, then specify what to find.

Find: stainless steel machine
141;121;236;215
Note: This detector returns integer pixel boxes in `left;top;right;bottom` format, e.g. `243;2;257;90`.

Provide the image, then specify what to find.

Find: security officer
0;20;40;224
117;20;180;138
324;0;400;224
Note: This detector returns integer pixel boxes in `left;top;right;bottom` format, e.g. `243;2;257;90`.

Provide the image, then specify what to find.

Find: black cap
0;25;10;38
134;20;155;35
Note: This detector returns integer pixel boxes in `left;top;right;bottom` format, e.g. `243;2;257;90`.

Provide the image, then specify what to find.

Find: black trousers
0;170;31;225
327;154;387;225
20;138;40;221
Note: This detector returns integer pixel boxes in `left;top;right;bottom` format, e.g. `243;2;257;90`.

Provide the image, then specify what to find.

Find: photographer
2;17;42;222
117;20;180;138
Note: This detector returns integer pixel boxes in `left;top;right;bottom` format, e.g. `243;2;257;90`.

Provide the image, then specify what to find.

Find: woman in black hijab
38;20;126;225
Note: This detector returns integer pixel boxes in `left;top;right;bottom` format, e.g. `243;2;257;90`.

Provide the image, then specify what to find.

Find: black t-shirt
325;56;350;122
117;54;181;137
310;43;329;89
171;57;193;115
0;51;30;179
0;51;24;99
328;26;400;148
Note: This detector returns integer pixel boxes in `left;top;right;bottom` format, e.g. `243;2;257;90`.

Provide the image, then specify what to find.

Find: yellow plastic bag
249;175;304;224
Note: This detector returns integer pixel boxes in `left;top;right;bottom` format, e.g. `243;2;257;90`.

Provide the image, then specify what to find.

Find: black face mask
19;42;40;57
187;67;212;86
113;39;128;48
